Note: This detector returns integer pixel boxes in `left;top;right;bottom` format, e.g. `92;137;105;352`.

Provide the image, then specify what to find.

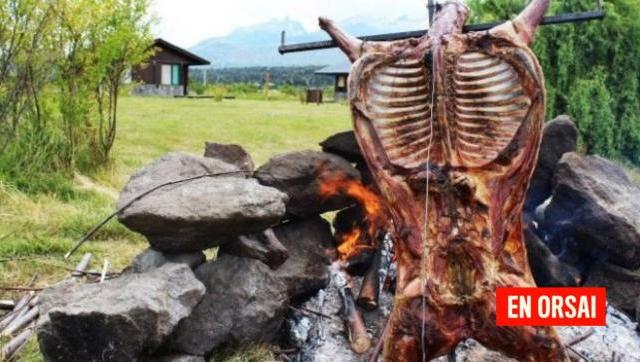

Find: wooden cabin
315;61;351;101
132;38;210;97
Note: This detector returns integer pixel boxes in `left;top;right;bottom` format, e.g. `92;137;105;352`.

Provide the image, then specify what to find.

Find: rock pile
524;116;640;324
37;142;361;361
35;115;640;361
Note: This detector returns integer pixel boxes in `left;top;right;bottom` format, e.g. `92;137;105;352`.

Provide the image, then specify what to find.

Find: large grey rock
204;142;254;172
174;218;333;356
37;264;205;362
255;150;360;218
124;248;206;273
117;152;287;252
586;262;640;322
170;255;289;356
319;131;363;163
271;217;334;298
541;153;640;269
525;116;578;211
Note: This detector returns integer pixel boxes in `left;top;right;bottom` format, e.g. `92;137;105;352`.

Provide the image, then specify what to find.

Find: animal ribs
321;0;569;361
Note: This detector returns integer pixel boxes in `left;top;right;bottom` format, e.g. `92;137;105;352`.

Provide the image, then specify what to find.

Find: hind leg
384;297;467;362
470;293;569;362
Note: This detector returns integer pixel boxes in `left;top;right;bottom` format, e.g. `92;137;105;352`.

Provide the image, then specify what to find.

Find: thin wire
420;46;437;362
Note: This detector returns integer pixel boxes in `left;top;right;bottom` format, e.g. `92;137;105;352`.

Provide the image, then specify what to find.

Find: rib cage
357;51;532;170
365;59;433;169
454;52;530;167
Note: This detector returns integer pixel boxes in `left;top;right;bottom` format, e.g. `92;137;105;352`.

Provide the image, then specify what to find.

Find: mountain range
188;16;428;68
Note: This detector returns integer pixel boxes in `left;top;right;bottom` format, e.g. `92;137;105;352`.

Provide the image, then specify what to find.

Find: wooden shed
132;38;210;97
315;60;351;101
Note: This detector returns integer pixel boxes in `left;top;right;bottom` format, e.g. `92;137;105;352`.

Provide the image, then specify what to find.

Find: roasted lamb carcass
320;0;568;360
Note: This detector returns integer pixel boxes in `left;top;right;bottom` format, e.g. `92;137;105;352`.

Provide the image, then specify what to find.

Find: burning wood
332;263;372;354
322;0;569;360
357;233;393;311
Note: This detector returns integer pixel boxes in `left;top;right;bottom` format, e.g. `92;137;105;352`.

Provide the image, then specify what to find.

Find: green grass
0;97;350;361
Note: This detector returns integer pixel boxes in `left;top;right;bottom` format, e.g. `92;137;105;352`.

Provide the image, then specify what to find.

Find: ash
287;264;394;362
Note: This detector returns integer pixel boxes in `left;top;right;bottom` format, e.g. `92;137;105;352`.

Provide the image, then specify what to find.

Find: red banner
496;287;607;326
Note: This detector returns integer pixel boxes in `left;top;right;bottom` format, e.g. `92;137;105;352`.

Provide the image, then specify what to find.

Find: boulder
523;219;578;287
171;218;333;356
319;131;363;163
585;262;640;321
204;142;254;172
38;264;205;361
271;217;334;298
541;153;640;269
117;152;287;252
255;150;360;218
170;255;289;356
124;248;206;273
525;116;578;211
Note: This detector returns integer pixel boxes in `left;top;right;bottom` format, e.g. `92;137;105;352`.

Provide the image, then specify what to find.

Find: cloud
152;0;427;47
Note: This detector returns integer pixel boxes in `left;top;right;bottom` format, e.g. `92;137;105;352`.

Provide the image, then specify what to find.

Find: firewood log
0;324;34;360
1;306;38;337
333;264;371;354
0;300;14;311
72;253;92;277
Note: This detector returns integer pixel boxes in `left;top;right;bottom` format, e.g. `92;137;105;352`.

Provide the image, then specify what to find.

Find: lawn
0;97;350;361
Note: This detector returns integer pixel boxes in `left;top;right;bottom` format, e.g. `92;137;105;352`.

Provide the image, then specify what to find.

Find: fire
318;173;387;260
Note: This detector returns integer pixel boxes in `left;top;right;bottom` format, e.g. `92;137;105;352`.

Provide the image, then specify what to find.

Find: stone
271;217;334;298
319;131;363;163
204;142;255;172
124;248;206;273
255;150;360;218
585;262;640;321
37;264;205;362
541;153;640;269
219;228;290;269
523;219;578;287
171;218;333;356
117;152;287;252
170;255;289;356
525;116;578;211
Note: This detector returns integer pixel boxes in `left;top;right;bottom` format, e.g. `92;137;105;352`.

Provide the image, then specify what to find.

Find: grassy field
0;97;350;361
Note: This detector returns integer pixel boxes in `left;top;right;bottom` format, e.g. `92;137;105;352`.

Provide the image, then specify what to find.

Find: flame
318;173;387;260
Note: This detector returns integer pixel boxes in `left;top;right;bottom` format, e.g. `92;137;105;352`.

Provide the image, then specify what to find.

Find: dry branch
100;258;110;283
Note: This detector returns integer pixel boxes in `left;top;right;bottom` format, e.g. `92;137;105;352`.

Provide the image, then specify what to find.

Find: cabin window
171;65;181;85
337;75;347;88
161;65;172;85
161;64;181;85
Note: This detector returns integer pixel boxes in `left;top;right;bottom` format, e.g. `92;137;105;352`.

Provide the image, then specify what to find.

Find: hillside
189;16;427;68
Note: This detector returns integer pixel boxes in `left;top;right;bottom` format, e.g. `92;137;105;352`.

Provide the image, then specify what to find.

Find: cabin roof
153;38;211;66
315;60;351;76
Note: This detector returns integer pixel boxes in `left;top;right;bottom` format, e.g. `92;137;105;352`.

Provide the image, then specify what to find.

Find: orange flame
318;173;387;260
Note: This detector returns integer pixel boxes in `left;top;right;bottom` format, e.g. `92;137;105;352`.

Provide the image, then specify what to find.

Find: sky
152;0;427;48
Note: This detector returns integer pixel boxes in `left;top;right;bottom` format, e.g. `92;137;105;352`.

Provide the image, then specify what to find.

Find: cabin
315;60;351;101
132;38;210;97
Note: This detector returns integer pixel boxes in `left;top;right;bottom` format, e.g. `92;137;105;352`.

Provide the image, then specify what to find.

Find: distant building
132;38;210;97
315;60;351;101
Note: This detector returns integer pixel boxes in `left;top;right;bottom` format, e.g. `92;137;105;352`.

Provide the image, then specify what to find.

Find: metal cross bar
279;8;604;55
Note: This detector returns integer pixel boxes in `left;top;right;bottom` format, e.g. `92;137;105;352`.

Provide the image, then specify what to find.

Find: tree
468;0;640;164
